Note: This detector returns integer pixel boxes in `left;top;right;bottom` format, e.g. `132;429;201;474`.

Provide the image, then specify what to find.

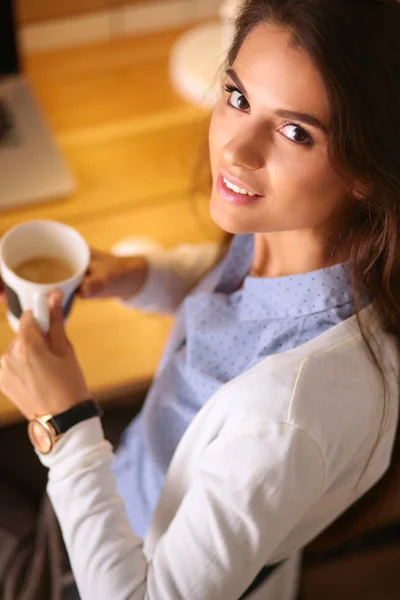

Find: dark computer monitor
0;0;19;76
0;0;75;207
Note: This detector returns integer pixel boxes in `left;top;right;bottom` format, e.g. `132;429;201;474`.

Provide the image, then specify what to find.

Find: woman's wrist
118;255;149;301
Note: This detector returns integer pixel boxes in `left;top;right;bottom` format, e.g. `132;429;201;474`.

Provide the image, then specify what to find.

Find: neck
251;230;347;278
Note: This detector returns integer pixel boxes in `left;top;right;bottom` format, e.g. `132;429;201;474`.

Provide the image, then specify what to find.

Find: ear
351;179;374;201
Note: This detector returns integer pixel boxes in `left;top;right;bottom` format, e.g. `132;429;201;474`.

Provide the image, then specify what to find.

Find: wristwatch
28;400;103;455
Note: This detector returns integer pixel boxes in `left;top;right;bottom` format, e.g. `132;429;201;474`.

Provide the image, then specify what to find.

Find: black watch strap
49;400;103;435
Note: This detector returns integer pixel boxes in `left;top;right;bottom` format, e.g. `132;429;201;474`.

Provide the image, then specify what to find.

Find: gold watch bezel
28;415;62;455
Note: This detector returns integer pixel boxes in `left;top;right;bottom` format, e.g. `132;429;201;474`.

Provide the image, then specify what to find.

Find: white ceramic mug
0;220;90;334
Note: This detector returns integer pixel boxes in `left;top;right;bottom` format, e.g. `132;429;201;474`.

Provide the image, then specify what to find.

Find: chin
209;193;261;234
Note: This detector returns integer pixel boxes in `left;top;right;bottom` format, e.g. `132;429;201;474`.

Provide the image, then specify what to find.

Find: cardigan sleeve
38;417;325;600
119;242;221;315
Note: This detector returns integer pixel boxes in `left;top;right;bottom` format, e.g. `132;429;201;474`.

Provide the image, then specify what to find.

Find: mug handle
33;291;50;335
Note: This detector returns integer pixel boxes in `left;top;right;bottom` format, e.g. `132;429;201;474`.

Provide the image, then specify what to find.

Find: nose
222;129;266;171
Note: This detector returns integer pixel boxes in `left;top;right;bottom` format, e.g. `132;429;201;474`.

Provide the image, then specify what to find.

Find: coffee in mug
0;220;90;334
14;256;75;284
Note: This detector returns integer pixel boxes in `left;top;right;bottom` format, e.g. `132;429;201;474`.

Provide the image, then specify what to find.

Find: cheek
209;102;230;175
269;148;349;216
303;163;349;218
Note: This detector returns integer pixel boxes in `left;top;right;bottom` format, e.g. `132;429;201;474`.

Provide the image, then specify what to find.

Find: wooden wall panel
17;0;165;24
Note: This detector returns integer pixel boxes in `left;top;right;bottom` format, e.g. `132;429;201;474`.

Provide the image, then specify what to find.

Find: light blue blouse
112;234;357;538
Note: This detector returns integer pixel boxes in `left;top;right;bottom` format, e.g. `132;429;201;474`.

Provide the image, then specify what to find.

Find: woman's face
209;23;355;235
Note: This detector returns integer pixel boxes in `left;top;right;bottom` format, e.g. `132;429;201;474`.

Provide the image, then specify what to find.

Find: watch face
28;420;53;454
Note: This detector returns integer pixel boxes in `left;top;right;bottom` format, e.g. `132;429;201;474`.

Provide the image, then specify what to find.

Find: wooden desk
0;27;222;425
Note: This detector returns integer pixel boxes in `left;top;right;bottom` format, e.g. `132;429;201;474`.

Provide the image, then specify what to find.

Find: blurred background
0;3;399;599
0;0;234;426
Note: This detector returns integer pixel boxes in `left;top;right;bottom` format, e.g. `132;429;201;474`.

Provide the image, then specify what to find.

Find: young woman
0;1;399;598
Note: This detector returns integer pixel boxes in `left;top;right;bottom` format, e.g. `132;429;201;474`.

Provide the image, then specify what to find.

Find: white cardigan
40;243;400;600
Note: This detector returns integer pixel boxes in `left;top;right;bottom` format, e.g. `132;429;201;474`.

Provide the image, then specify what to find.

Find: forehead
233;23;331;123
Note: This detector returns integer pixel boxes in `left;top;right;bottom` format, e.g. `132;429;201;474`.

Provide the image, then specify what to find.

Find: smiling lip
220;171;262;197
217;173;264;206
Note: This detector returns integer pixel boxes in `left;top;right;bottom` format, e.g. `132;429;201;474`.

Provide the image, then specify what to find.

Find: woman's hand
0;292;89;420
80;248;148;301
1;248;148;304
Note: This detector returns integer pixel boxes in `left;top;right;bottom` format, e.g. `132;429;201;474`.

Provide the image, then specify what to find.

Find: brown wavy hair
201;0;400;550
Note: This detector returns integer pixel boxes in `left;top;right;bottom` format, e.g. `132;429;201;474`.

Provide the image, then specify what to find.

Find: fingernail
49;290;64;307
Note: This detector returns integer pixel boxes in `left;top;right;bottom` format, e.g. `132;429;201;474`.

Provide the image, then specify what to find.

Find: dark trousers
0;393;146;599
0;395;146;508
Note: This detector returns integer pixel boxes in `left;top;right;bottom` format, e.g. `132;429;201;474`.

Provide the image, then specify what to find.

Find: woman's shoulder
200;305;398;495
214;304;398;447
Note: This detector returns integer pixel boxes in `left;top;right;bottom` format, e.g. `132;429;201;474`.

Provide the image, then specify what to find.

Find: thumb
19;310;46;348
48;291;70;354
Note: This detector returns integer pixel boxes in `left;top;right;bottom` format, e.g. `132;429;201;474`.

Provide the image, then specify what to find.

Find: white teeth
223;177;256;196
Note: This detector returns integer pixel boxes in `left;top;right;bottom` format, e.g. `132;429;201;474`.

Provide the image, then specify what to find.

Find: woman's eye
222;84;313;146
223;84;250;111
279;123;313;146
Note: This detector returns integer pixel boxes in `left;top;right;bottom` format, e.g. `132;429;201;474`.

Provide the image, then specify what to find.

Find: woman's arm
39;418;325;600
0;303;325;599
121;242;222;315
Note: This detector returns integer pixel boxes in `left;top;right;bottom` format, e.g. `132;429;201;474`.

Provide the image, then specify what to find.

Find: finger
0;356;13;397
0;341;22;370
7;339;24;360
80;275;106;298
48;292;70;354
19;311;45;349
0;350;10;369
48;289;64;309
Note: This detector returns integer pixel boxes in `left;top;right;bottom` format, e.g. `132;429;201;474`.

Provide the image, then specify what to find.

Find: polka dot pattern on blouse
112;234;369;538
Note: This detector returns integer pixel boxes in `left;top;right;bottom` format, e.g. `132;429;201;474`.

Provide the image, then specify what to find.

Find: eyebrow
225;68;328;134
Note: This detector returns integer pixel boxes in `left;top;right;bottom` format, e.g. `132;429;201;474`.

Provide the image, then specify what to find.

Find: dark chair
299;430;400;599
